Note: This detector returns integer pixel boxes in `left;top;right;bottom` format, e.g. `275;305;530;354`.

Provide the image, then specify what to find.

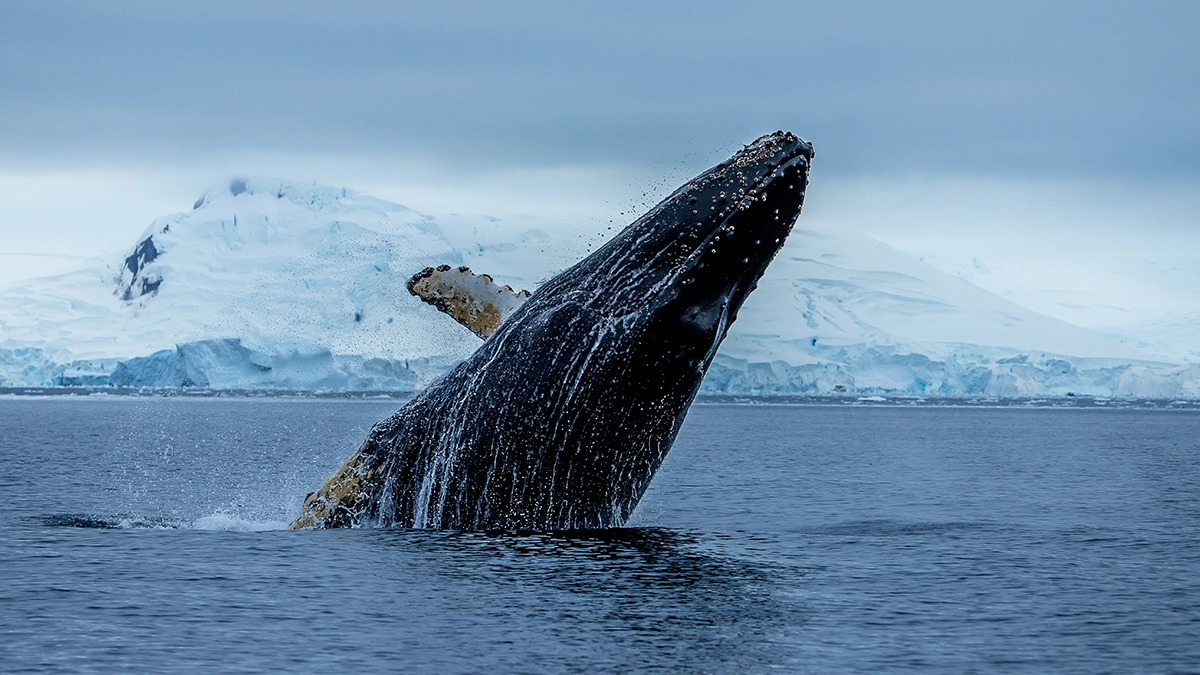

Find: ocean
1;397;1197;673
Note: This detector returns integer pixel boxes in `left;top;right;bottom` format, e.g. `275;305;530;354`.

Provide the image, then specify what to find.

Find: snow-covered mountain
713;230;1200;398
2;179;1197;397
0;179;580;390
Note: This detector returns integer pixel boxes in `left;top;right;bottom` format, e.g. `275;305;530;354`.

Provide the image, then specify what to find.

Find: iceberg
102;338;459;391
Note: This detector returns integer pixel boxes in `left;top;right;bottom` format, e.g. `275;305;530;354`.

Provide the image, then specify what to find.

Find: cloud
1;0;1197;178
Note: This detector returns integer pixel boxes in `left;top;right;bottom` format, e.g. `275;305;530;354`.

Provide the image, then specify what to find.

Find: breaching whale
291;131;813;530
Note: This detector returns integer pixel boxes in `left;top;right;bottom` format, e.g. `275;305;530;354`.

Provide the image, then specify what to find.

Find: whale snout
674;133;811;299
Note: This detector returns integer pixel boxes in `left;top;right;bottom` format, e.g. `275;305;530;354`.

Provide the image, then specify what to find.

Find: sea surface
1;397;1198;673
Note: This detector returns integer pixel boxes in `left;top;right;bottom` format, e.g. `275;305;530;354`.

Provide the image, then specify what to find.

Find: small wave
40;514;187;529
41;512;287;531
799;519;990;537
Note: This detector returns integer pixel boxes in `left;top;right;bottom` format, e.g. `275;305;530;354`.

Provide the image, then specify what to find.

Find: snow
1;178;1196;397
725;228;1153;363
0;179;482;364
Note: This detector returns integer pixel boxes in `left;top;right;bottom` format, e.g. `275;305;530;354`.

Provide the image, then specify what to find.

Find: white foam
191;512;289;532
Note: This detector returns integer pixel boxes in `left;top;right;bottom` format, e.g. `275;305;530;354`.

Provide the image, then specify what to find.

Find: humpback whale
292;131;813;530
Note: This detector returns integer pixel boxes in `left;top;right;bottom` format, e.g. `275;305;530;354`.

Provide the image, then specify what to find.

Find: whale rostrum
291;131;813;530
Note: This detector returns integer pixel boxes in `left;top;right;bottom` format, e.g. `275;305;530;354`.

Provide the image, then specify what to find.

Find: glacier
104;338;459;391
1;178;1196;398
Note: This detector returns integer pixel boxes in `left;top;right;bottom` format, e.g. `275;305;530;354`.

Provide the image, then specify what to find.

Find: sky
1;0;1198;337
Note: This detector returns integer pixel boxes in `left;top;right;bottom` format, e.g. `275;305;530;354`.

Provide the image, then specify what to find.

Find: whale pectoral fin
407;265;531;339
290;451;385;529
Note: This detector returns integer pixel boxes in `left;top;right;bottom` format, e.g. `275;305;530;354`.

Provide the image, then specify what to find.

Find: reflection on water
371;527;807;671
36;513;807;672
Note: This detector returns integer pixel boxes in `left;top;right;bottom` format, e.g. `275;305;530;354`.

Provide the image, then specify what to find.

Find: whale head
517;130;813;378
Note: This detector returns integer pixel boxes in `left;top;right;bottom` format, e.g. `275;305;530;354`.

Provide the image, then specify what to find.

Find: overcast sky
1;0;1198;322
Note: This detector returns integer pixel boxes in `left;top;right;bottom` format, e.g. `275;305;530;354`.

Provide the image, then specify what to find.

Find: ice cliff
1;178;1195;397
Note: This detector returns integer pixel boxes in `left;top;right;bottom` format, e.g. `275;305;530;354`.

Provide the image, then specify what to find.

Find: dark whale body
292;131;813;530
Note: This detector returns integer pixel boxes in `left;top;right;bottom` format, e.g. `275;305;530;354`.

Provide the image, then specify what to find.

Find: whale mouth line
755;145;813;189
701;297;733;365
776;148;812;171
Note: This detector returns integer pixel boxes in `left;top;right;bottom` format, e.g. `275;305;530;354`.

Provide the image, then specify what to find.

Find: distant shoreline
2;387;1198;410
